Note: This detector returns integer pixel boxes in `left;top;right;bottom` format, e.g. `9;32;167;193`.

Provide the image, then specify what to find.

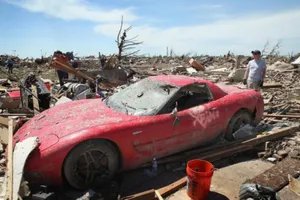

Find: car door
170;83;225;151
131;114;176;161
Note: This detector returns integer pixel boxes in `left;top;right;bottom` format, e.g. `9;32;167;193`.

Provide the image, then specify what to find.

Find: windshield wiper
121;101;136;110
160;84;177;95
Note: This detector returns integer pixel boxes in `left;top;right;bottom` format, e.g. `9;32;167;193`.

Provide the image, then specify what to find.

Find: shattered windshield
104;78;179;116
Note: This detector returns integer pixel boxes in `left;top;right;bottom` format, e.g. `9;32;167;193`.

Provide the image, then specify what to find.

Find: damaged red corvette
13;75;264;189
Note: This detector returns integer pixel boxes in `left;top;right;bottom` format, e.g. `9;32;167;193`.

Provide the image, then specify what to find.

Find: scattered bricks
288;140;297;146
257;152;266;158
292;146;300;151
277;149;291;157
189;58;205;71
289;150;300;159
273;154;282;161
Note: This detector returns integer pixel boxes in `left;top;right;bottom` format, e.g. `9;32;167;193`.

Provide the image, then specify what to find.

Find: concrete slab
167;159;273;200
279;176;300;200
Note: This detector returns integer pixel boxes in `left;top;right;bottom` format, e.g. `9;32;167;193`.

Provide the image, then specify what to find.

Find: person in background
7;57;14;74
53;51;69;86
243;50;266;91
100;55;107;70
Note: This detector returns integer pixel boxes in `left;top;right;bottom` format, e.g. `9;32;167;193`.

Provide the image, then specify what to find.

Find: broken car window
105;78;179;116
159;83;213;114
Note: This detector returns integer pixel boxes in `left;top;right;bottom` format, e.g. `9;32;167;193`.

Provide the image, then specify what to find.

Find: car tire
225;110;252;141
63;139;119;190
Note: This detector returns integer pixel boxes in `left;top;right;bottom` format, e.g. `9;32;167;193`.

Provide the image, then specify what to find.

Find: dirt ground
167;159;273;200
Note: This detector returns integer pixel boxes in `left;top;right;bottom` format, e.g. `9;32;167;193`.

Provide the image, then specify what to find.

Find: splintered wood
31;84;40;115
125;126;299;200
6;118;16;200
263;103;300;124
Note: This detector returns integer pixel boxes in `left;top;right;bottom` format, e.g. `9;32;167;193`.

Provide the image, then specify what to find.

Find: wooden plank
264;114;300;119
121;189;155;200
157;178;187;198
264;105;290;124
0;116;8;127
31;85;40;115
0;113;33;117
52;57;95;82
6;118;16;200
245;158;300;191
149;126;299;199
262;82;282;88
155;190;164;200
154;126;298;166
0;116;9;144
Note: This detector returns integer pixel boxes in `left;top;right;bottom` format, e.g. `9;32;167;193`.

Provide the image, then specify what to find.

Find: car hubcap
233;117;247;133
74;150;110;187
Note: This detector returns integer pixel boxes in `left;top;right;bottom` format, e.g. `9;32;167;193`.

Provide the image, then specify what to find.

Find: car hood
15;99;134;142
216;83;249;94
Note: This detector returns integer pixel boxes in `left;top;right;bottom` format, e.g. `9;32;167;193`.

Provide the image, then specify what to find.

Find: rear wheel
225;110;252;141
63;139;119;190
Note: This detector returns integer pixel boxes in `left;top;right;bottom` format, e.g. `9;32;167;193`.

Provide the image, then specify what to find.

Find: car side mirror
170;101;178;117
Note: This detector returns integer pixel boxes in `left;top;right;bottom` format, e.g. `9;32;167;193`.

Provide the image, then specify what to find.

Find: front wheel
225;110;252;141
63;139;119;190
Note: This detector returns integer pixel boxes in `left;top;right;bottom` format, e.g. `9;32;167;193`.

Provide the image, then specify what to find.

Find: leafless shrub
261;40;282;64
116;16;143;64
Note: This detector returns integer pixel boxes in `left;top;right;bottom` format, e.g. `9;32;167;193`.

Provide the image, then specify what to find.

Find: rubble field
1;52;300;200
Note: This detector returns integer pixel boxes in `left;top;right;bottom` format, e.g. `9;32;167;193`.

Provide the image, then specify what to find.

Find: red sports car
13;75;264;189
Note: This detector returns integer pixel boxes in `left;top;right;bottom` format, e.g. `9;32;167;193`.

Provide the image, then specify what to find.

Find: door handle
210;107;217;111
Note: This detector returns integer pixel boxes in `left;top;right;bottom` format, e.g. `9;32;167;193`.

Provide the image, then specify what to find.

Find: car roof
148;75;212;87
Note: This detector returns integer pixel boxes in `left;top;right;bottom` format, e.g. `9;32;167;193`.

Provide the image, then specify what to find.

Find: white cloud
6;0;138;22
94;9;300;55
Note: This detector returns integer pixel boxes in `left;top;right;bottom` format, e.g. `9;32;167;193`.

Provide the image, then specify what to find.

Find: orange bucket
186;160;214;200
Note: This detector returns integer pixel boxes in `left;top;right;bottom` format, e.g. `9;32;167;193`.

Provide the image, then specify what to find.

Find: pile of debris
258;132;300;162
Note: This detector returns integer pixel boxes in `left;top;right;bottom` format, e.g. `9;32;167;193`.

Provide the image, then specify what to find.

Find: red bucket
186;160;214;200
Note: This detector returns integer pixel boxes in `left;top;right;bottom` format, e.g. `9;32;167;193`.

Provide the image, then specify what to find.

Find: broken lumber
152;126;299;166
262;82;282;88
189;59;205;71
154;191;163;200
6;118;16;200
121;189;155;200
0;113;33;117
157;178;186;199
138;126;299;199
264;114;300;119
31;85;40;115
245;158;300;192
0;116;8;127
52;57;94;82
288;174;300;197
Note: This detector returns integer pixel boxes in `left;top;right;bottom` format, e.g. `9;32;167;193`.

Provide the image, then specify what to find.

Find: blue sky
0;0;300;58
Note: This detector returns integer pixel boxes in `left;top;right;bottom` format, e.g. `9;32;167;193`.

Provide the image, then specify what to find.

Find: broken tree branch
116;16;143;65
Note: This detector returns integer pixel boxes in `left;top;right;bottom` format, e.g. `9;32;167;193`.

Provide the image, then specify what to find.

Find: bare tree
261;40;269;56
261;40;282;57
116;16;143;64
268;40;282;57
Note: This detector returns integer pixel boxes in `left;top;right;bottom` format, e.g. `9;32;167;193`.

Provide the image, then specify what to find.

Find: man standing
243;50;266;90
53;51;69;86
100;55;107;70
7;57;14;74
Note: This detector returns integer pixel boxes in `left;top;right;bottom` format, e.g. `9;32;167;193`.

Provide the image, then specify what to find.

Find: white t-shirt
247;59;266;82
